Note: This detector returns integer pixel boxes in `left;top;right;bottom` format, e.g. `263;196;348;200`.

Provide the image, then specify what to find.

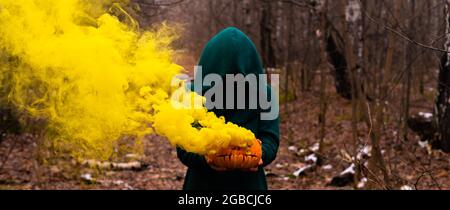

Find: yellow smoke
0;0;255;161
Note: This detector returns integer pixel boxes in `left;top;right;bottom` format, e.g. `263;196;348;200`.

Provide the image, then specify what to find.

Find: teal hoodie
177;27;280;190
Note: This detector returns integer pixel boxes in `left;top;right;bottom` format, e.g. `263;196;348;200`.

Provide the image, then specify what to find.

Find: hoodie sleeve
259;118;279;167
177;147;210;169
176;81;212;170
258;86;280;167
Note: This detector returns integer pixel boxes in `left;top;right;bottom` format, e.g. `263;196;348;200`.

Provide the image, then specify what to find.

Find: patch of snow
293;165;313;177
322;165;333;170
123;183;135;190
401;185;413;190
275;163;286;168
419;112;433;119
418;140;429;148
340;164;356;176
309;143;320;152
125;154;141;160
357;145;372;160
362;145;372;155
113;180;125;185
357;178;368;188
81;173;92;181
305;154;318;163
288;146;298;152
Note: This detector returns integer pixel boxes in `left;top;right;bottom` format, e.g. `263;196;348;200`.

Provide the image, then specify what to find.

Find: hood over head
193;27;267;128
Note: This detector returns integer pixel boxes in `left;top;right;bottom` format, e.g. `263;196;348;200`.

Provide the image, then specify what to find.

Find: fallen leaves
0;91;449;190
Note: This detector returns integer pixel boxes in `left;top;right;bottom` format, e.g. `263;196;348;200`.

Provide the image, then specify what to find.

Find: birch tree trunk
339;0;390;189
337;0;361;188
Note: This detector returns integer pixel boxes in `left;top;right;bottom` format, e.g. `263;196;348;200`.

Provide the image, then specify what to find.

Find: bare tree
435;0;450;152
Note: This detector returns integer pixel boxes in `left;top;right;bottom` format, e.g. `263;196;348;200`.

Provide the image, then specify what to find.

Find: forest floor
0;85;449;190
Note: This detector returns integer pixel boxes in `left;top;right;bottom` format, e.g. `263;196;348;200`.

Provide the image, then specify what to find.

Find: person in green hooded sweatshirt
177;27;280;190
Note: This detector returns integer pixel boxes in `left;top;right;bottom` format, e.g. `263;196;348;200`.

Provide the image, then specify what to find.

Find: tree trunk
403;0;415;141
260;1;276;68
407;0;450;153
437;54;450;152
325;31;353;100
243;0;252;33
340;0;391;189
316;0;329;165
436;1;450;152
284;2;294;113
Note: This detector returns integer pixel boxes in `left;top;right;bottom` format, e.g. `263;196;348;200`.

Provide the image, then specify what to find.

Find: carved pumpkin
207;139;262;170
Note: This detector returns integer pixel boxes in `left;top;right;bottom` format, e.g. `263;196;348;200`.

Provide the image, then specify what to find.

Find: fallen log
82;159;147;171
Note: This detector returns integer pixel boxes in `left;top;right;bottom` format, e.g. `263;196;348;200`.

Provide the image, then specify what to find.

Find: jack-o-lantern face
207;139;262;170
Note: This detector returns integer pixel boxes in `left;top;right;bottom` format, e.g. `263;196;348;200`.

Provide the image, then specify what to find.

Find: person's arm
258;117;280;167
258;86;280;167
176;147;211;169
176;83;213;170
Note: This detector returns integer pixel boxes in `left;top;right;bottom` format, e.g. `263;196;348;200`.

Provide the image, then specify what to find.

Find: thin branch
359;0;449;53
139;0;185;8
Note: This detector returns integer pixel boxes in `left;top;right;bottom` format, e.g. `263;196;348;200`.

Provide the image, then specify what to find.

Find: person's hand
205;155;229;171
240;139;263;172
241;158;263;172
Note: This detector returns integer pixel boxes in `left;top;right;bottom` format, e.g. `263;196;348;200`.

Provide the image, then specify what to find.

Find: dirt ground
0;88;449;190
